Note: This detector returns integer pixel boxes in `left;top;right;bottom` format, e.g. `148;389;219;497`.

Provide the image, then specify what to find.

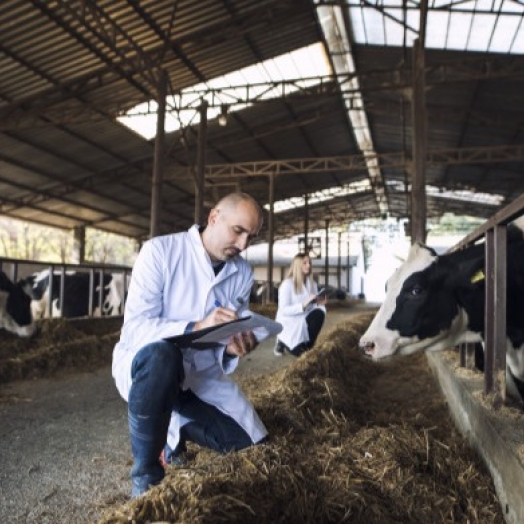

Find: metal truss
167;144;524;180
1;53;523;130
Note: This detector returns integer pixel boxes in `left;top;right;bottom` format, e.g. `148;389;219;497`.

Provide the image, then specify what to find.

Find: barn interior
1;1;524;523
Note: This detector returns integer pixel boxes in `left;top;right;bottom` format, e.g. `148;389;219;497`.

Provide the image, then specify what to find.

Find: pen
214;298;244;309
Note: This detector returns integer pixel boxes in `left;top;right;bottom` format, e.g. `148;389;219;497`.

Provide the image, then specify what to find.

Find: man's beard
223;247;240;260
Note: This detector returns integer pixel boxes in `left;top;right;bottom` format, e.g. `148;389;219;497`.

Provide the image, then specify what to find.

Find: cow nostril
359;340;375;353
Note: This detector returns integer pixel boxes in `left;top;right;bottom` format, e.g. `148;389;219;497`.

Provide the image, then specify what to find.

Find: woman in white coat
274;253;327;357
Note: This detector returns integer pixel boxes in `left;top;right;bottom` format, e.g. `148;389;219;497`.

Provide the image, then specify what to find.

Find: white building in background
241;232;365;299
241;222;467;304
362;232;468;303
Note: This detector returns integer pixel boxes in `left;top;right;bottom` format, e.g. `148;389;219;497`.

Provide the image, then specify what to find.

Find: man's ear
208;207;219;225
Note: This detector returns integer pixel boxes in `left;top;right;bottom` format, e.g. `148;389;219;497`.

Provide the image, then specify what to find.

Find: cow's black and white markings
19;269;127;319
359;222;524;403
0;270;36;337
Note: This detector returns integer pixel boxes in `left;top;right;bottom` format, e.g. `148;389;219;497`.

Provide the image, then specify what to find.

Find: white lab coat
112;225;268;450
275;278;326;350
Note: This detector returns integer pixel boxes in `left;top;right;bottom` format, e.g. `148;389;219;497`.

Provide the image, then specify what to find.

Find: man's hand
193;306;238;332
225;330;258;357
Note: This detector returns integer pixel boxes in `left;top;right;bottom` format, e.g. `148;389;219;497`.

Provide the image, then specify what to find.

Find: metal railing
0;257;132;318
450;192;524;408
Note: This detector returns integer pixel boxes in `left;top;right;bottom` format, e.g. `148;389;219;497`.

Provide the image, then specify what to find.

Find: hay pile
95;312;503;524
0;317;121;384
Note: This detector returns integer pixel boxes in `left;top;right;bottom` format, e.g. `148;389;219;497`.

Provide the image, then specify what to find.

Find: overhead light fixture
218;105;228;127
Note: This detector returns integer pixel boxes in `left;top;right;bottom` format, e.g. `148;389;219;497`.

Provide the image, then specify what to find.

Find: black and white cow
359;223;524;402
0;270;37;337
19;269;128;319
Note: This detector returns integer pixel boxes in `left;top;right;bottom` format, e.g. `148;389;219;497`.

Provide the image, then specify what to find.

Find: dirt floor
0;302;507;523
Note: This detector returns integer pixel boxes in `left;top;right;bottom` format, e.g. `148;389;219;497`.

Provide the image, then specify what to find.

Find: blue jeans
128;341;255;497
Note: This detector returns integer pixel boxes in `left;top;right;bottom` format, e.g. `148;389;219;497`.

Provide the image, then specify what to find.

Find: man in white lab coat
112;192;269;497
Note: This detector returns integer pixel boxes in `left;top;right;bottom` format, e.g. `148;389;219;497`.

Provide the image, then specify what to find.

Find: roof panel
0;0;522;244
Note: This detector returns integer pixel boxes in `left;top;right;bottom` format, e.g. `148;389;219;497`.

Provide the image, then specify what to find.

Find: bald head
202;192;264;261
214;192;263;223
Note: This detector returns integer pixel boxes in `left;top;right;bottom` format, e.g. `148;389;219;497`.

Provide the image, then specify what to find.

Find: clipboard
314;287;327;300
164;313;282;350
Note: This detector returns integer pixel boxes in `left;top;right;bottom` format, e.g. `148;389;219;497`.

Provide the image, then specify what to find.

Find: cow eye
410;285;422;296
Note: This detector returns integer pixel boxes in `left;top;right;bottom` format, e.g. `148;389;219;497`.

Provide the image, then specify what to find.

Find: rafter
2;53;524;130
166;144;524;180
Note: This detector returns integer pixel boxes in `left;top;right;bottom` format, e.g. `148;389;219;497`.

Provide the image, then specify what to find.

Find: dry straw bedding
0;317;121;385
94;312;504;524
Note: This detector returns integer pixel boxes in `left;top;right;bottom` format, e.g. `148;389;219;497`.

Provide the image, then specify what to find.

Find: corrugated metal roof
0;0;522;243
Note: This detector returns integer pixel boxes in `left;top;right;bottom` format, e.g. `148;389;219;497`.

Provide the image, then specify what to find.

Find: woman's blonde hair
287;253;314;294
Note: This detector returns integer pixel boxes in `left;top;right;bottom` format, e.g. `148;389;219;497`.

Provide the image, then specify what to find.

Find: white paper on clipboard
195;312;282;344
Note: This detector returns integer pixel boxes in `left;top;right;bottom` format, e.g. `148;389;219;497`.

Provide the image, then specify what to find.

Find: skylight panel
468;14;497;51
362;9;387;45
511;22;524;53
351;8;368;43
348;0;524;54
426;12;450;48
118;43;331;140
490;15;520;52
385;13;405;45
447;13;473;49
267;180;372;214
426;186;504;206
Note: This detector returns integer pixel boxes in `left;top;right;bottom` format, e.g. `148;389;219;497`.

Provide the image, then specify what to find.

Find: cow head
0;271;37;338
359;243;471;360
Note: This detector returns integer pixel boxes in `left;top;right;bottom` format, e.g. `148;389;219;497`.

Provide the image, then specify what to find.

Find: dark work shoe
162;443;189;467
273;340;285;356
131;468;164;498
288;343;309;357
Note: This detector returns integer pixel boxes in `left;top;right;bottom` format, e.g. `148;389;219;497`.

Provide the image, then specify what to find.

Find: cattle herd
0;268;128;338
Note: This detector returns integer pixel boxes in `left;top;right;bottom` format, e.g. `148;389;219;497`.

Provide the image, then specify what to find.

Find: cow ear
407;243;437;262
456;257;486;288
0;272;15;291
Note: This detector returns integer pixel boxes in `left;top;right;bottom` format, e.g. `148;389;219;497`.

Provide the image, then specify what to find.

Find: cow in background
101;272;130;316
359;222;524;404
249;281;279;304
0;270;37;337
19;269;128;319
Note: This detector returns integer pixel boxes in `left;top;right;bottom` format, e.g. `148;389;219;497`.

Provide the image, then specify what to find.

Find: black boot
129;408;171;497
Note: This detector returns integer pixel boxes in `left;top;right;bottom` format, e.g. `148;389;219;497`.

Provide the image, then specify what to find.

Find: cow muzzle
359;340;376;358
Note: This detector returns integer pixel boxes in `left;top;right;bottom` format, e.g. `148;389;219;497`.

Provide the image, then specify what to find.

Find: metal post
267;172;275;303
304;193;309;252
337;231;342;289
411;39;427;244
484;226;507;408
150;70;167;238
72;226;85;264
195;99;208;225
346;233;351;293
324;220;330;288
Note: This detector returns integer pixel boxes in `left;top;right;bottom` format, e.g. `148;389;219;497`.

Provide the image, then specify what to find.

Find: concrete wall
427;351;524;524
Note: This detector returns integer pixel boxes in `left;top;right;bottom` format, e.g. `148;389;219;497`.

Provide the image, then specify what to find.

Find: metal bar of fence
98;269;104;315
